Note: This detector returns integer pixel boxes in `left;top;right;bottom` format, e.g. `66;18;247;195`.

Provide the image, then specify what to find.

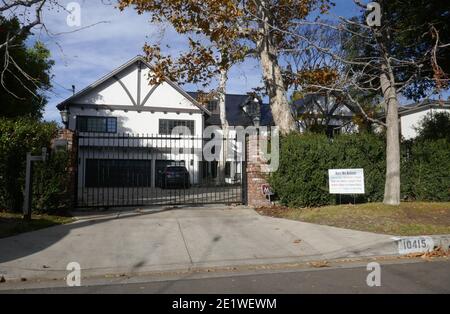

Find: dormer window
244;100;259;118
207;100;219;113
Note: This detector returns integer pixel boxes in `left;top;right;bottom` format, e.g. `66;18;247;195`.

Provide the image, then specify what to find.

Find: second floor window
76;116;117;133
159;119;195;135
207;100;218;113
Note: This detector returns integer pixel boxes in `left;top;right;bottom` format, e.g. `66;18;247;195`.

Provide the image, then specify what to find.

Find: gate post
71;131;79;209
245;134;272;208
52;129;78;208
241;142;248;205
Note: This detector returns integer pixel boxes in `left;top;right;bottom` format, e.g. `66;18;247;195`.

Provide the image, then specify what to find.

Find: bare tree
1;0;110;101
269;1;448;205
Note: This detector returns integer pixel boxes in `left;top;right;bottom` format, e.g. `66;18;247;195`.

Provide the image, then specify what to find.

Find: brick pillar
245;134;272;207
52;129;78;207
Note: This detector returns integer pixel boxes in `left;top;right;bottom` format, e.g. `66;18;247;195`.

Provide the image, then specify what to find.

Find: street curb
1;255;448;292
429;234;450;249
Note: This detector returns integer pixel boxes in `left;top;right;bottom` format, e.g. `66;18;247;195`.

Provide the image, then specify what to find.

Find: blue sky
35;0;447;123
34;0;362;122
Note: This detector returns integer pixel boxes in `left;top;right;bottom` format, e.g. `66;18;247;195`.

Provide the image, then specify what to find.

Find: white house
398;100;450;140
57;56;270;206
57;56;212;192
58;55;208;136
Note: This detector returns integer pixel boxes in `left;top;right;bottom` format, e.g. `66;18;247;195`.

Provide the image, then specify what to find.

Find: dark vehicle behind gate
157;166;190;189
75;133;246;207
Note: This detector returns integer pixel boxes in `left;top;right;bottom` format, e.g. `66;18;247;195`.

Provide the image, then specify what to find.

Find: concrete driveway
0;206;397;282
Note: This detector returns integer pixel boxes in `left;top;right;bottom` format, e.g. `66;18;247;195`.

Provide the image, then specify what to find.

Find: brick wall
52;129;78;207
245;135;273;208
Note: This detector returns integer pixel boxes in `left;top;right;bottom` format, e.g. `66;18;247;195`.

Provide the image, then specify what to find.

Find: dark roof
292;95;355;117
260;103;274;126
398;100;450;115
376;100;450;119
187;92;274;126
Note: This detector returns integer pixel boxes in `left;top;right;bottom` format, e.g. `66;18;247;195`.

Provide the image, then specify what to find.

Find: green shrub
269;132;385;207
270;130;449;208
32;150;71;214
402;139;450;201
0;118;57;211
269;133;333;207
415;112;450;142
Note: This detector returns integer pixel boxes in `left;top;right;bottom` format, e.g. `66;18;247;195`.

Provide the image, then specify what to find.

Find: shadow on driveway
0;207;174;264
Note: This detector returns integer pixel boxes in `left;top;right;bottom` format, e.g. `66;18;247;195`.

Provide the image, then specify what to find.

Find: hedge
270;132;449;208
402;139;450;201
32;150;71;214
0;118;70;213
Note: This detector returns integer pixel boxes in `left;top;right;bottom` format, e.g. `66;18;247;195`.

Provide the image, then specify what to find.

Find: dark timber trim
137;61;142;106
113;75;137;106
67;103;202;114
57;56;211;115
141;84;159;107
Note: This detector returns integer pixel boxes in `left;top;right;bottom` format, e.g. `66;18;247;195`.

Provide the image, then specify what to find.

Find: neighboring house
292;93;358;136
398;100;450;140
57;56;270;192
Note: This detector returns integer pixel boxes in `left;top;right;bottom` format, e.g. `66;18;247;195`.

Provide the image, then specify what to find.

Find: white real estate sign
328;169;365;194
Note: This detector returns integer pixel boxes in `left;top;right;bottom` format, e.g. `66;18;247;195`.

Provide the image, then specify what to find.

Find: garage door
85;159;152;188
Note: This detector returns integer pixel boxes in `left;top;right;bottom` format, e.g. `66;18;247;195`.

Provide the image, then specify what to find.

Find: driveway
0;206;397;282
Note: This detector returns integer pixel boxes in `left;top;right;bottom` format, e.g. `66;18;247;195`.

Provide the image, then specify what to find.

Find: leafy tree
415;111;450;142
118;0;332;135
342;0;450;101
287;0;449;205
381;0;450;99
0;17;54;118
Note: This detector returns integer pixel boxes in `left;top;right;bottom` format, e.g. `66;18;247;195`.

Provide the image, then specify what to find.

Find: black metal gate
75;133;246;208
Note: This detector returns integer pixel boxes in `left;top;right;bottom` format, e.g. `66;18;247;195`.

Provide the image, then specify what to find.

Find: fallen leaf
308;261;330;268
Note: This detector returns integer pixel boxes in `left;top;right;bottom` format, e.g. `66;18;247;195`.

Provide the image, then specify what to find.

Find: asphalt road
2;259;449;294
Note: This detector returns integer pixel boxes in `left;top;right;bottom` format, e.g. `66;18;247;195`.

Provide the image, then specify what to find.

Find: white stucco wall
401;108;450;140
61;58;208;190
72;63;198;110
65;60;205;136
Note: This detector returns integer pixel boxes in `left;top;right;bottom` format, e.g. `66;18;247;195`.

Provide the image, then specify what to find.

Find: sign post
261;184;274;203
23;148;48;220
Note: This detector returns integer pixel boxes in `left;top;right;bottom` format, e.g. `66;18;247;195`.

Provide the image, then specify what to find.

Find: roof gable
57;56;210;115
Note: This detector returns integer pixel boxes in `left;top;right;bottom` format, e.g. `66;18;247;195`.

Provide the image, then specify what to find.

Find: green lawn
256;202;450;236
0;212;74;239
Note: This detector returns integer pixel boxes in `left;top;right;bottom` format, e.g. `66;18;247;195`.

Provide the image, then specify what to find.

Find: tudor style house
57;56;270;204
292;93;358;136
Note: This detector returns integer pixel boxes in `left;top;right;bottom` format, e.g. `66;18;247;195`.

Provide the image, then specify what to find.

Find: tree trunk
380;65;401;205
256;1;297;135
218;67;229;185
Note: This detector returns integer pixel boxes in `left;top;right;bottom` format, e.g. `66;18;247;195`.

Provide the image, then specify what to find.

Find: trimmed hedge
270;132;450;208
269;132;385;207
0;118;71;214
0;118;57;211
32;150;71;214
402;139;450;201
